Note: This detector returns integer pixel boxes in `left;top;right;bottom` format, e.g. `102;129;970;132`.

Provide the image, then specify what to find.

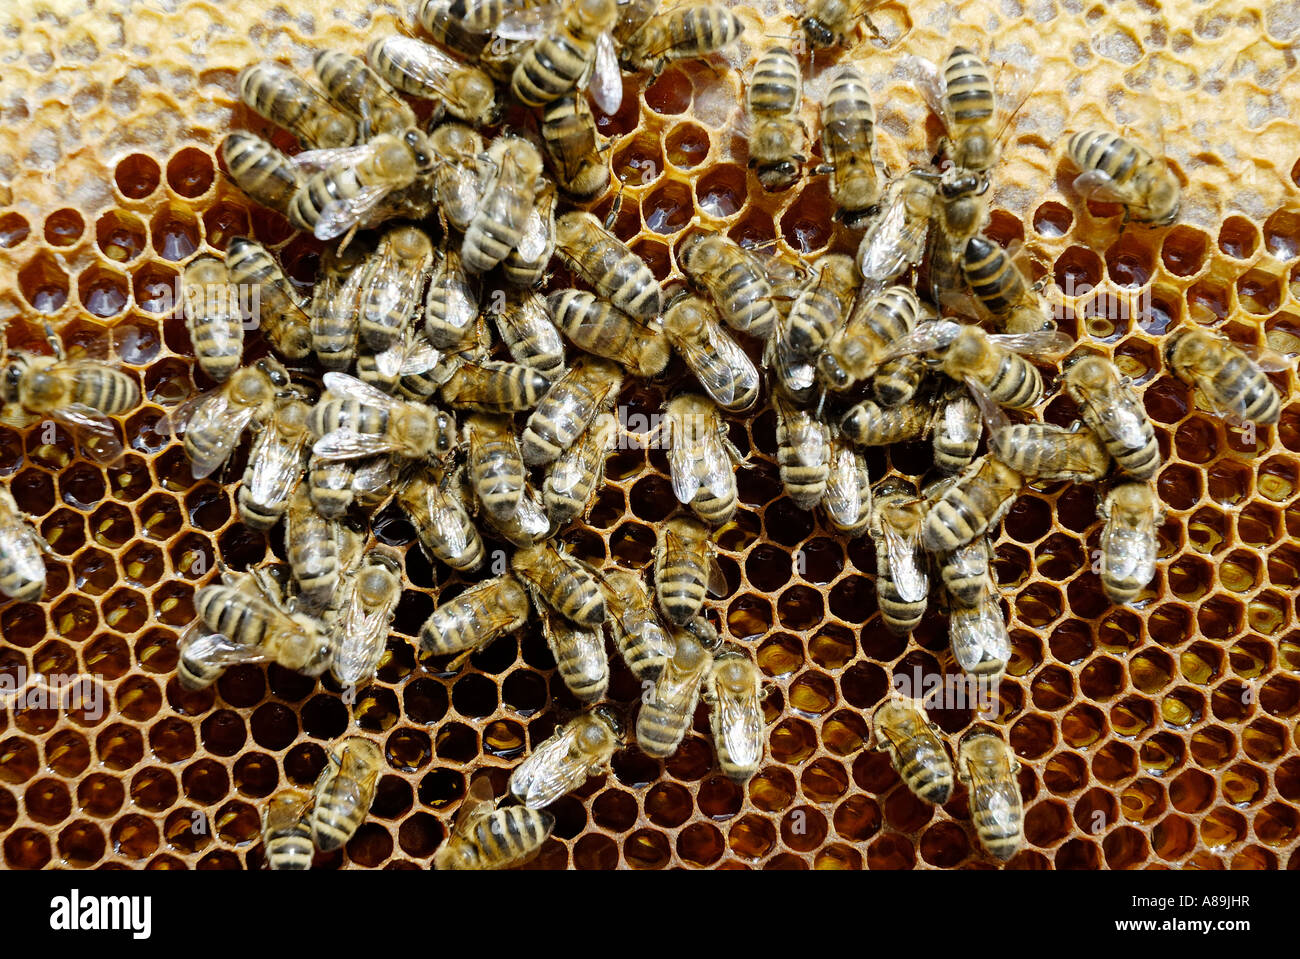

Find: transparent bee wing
791;417;829;469
700;433;736;500
313;428;397;460
177;397;257;479
399;337;443;376
331;589;392;687
713;664;764;770
322;371;403;413
950;600;1010;672
667;434;703;505
152;389;214;439
706;554;729;597
314;184;395;241
493;4;554;40
859;186;929;285
964;376;1012;441
430;256;479;336
248;418;308;504
1101;524;1156;587
547;447;588;498
1086;385;1149;451
372;340;406;380
824;444;868;527
442;161;483;228
182;630;269;669
988;58;1035;143
52;404;125;466
290;143;378;174
655;651;708;714
901;55;946;123
881;508;928;603
374;35;460;101
542;613;607;692
514;188;555;262
508;721;587;808
589;31;624;115
987;328;1074;359
882;319;962;360
1071;168;1130;206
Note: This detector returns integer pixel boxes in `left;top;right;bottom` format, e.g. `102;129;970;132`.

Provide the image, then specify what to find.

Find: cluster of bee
0;0;1290;870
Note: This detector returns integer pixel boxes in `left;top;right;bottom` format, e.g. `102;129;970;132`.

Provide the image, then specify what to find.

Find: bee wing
399;337;444;376
950;601;1010;672
331;587;392;687
713;664;764;770
52;404;125;466
314;185;395;241
882;319;961;360
430;256;480;334
177;398;257;479
247;419;308;504
706;553;729;597
988;58;1035;142
313;428;398;461
181;630;268;669
290;143;378;174
667;431;703;505
322;372;403;413
1100;524;1156;588
1086;384;1149;450
700;432;737;500
880;508;928;603
859;188;928;285
493;5;554;40
963;376;1012;441
677;328;757;410
824;446;868;527
513;187;555;262
901;55;946;123
987;329;1074;359
791;417;829;469
442;160;483;225
542;612;607;682
1070;168;1130;206
655;654;707;714
508;722;588;808
588;31;624;115
425;480;476;556
375;36;461;101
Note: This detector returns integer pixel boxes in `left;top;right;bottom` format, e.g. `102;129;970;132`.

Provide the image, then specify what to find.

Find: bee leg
812;161;834;176
603;190;624;231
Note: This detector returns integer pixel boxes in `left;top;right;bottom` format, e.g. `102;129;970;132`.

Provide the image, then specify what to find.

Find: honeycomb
0;0;1298;870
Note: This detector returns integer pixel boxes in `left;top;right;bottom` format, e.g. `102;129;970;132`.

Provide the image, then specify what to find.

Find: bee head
800;17;834;48
403;129;435;173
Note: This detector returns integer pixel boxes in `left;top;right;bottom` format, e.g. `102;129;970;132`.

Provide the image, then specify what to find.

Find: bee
938;536;994;609
1097;481;1163;606
417;0;516;62
548;289;670;378
512;541;607;627
950;589;1010;680
764;309;820;406
704;646;766;782
352;456;401;510
261;789;315;871
598;567;674;680
237;393;313;531
398;464;484;571
503;183;558;288
288;130;436;241
990;421;1111;483
462;135;545;274
958;729;1024;861
353;226;435;351
284;484;354;610
857;170;935;289
311;372;457;467
677;232;779;339
540;94;610;200
425;245;481;350
181;256;244;384
922;452;1024;552
1066;129;1181;227
330;545;403;688
800;0;881;48
509;708;622;807
544;411;617;525
873;353;928;409
221;132;304;215
746;45;806;192
887;320;1072;412
521;356;624;466
427;122;484;233
554;211;664;321
870;698;954;804
163;356;289;479
823;426;872;537
416;575;532;662
819;284;921;394
176;567;278;689
539;603;609;701
314;48;418;136
439;357;552;414
817;63;879;229
223;237;312;360
193;571;333;678
661;296;760;412
310;242;370;371
507;0;623;113
0;485;47;602
773;394;832;510
637;622;715;757
912;46;1027;175
931;388;981;474
434;776;554;870
311;736;383;853
1060;354;1158;479
961;235;1054;335
785;253;858;359
464;413;527;522
618;3;745;75
306;455;358;520
482;481;553;546
237;61;357;149
1164;327;1285;426
356;322;444;396
662;394;741;526
870;480;930;635
365;34;499;125
494;289;568;379
654;516;726;624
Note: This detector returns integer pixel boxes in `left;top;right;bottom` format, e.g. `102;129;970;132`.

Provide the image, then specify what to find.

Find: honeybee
521;356;624;466
398;464;484;571
512;541;607;626
462;135;545;274
434;776;554;870
353;226;435;350
356;322;444;396
870;480;930;635
365;34;499;125
417;575;532;662
544;411;617;525
745;45;806;191
509;708;622;807
162;356;289;479
764;310;820;406
1097;481;1163;606
704;646;766;782
654;516;726;624
931;388;981;474
548;289;671;378
990;421;1111;483
181;256;244;384
0;485;47;602
237;61;357;149
784;253;858;359
221;132;304;215
310;242;370;371
193;571;333;678
417;0;516;61
938;536;993;608
463;413;526;522
818;64;879;229
619;3;743;73
506;0;623;113
950;590;1010;680
314;48;418;136
554;211;664;321
637;622;715;757
177;567;275;689
958;729;1024;861
800;0;881;48
1164;327;1285;426
819;284;921;394
439;358;552;414
481;481;554;546
539;603;609;701
311;736;384;853
598;567;674;680
961;235;1054;335
306;455;358;519
1066;129;1181;227
662;394;742;526
330;545;403;688
224;237;312;360
677;232;779;339
352;456;401;510
237;392;312;531
427;122;484;233
911;45;1029;175
857;170;935;289
661;296;760;412
425;245;481;349
311;372;457;466
922;452;1024;552
284;483;356;610
773;394;831;510
503;183;558;288
494;289;567;379
1060;354;1158;479
873;353;928;409
823;426;872;536
261;788;315;871
870;698;954;804
540;94;610;200
288;131;436;241
886;320;1072;411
